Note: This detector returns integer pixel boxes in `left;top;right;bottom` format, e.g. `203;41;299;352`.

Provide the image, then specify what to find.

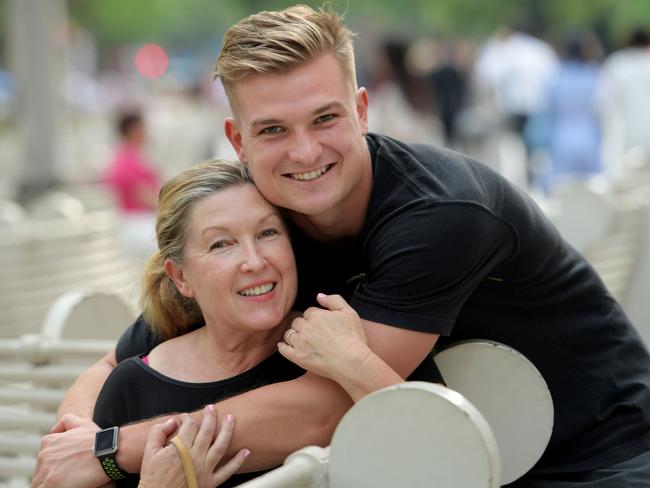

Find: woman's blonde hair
140;159;253;340
214;4;357;106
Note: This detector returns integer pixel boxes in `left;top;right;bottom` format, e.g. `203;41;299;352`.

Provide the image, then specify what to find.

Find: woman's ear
164;259;194;298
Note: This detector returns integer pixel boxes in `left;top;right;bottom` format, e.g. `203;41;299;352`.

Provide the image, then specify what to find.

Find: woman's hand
139;406;250;488
278;293;371;384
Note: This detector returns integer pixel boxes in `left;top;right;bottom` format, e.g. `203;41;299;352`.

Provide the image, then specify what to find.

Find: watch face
94;427;118;457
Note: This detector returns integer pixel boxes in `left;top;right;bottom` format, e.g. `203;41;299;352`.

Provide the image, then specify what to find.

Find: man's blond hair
214;4;357;104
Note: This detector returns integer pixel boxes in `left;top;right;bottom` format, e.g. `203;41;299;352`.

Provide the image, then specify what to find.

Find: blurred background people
104;110;160;266
526;31;604;193
599;27;650;179
474;25;558;187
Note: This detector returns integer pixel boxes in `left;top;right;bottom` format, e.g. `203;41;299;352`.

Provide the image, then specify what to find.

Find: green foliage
67;0;650;52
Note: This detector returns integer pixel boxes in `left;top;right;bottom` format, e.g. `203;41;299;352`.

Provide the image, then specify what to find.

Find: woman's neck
148;313;295;383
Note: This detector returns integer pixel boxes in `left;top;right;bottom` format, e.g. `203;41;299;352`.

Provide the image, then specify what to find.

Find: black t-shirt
117;133;650;475
93;350;305;487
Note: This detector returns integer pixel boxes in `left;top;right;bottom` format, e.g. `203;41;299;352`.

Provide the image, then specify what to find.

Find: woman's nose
240;242;266;272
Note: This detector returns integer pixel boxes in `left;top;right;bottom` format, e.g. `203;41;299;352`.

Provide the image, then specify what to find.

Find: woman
93;159;306;487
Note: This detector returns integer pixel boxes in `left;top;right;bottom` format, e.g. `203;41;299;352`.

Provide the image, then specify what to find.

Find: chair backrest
24;190;85;220
622;199;650;342
547;179;614;253
41;288;135;341
433;340;554;485
328;382;500;488
0;198;26;226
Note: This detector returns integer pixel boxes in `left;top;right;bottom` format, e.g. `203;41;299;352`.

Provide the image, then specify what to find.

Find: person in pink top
105;111;161;264
105;111;160;213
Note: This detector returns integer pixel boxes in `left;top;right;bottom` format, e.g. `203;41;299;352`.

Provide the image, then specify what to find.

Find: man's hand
32;414;109;488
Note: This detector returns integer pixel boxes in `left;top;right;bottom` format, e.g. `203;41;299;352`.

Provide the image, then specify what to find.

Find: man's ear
225;118;246;162
164;259;194;298
356;87;369;134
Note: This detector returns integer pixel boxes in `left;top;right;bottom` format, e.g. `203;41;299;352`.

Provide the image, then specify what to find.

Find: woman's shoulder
147;328;200;375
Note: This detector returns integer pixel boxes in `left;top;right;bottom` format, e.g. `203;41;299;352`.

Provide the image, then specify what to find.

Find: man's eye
315;114;336;124
261;126;283;135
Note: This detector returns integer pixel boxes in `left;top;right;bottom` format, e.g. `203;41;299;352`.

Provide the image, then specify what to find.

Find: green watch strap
99;455;127;480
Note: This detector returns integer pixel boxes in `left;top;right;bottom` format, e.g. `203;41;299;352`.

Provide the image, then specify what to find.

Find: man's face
225;52;370;221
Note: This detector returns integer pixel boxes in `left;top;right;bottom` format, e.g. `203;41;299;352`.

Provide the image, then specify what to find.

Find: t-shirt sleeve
93;360;135;428
351;202;516;335
115;314;161;363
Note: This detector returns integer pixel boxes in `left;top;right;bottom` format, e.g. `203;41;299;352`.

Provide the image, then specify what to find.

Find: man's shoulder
367;133;503;218
369;132;462;163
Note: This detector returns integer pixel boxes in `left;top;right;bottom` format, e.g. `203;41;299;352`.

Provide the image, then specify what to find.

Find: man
34;5;650;487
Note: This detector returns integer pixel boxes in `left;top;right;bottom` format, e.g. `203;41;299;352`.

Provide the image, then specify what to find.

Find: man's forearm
213;373;352;471
118;373;353;473
57;350;117;419
333;348;404;402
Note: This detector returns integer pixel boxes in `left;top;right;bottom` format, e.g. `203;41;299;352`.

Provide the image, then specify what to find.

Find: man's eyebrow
251;118;282;129
313;101;345;115
249;102;346;129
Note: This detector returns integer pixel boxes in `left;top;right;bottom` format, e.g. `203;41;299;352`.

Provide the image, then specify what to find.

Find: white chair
237;382;500;488
41;288;135;342
0;199;26;227
546;178;614;254
434;340;554;485
24;191;85;221
329;382;500;488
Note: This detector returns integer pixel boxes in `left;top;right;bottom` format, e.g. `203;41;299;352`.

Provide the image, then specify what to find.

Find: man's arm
117;320;438;472
278;294;439;402
56;349;117;419
34;321;437;487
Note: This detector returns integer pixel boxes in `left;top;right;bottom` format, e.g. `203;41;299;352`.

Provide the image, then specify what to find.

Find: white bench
0;210;137;338
238;341;553;488
238;382;500;488
0;288;131;486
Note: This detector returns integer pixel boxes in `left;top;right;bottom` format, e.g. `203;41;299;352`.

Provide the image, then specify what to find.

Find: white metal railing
0;335;114;363
236;447;329;488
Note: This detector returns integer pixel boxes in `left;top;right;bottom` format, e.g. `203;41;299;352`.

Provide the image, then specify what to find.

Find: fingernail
164;418;175;425
243;449;251;458
227;414;234;424
317;293;326;298
208;404;215;411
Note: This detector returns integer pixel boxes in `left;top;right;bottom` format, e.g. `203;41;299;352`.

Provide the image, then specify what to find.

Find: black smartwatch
93;426;127;480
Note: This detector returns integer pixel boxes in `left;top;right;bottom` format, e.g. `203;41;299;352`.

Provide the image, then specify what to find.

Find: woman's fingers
192;404;217;455
205;413;235;468
146;418;178;452
176;413;200;448
212;448;251;487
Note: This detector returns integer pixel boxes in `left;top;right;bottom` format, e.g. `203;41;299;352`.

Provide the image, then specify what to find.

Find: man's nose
287;130;322;165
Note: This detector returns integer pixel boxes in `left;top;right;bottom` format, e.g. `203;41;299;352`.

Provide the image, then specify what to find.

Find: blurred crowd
364;25;650;197
1;19;650;213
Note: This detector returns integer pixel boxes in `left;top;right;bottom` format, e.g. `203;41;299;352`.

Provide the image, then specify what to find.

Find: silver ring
284;329;297;346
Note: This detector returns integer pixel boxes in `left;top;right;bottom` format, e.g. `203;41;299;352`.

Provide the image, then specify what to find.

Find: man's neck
289;147;373;245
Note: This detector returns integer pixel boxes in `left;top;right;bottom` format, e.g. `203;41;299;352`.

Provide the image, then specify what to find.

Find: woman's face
167;183;297;334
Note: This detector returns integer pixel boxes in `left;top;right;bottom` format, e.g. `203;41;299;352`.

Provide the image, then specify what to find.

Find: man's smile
284;163;334;181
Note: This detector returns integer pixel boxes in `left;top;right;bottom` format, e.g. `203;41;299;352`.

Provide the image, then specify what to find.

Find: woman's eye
210;240;231;251
259;228;280;239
